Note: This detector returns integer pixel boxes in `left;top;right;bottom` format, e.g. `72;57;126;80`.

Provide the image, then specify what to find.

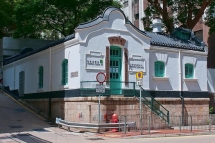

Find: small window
110;48;121;57
134;13;139;20
154;61;165;77
38;66;43;88
185;63;194;78
61;59;68;85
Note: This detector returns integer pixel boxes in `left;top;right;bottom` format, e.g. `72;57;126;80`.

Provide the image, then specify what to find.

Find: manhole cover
86;138;104;141
33;128;50;132
9;125;23;128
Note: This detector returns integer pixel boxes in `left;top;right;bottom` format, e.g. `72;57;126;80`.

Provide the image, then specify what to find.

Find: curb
120;131;215;139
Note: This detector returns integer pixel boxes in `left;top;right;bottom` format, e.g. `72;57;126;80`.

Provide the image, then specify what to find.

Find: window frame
38;66;43;89
154;61;165;77
61;59;68;85
185;63;194;78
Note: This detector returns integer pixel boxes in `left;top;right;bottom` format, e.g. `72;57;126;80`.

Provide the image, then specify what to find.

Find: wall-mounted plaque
71;71;78;78
85;51;105;70
129;55;145;73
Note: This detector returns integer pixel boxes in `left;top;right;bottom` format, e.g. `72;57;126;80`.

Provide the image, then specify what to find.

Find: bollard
148;116;151;134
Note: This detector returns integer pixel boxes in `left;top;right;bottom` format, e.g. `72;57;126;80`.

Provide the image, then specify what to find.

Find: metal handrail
80;81;136;96
136;86;169;124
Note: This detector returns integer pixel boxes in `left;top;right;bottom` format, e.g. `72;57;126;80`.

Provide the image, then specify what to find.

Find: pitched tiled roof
3;34;75;65
145;31;205;52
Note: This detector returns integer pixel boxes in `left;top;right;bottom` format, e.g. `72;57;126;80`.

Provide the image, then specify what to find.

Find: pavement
1;91;215;143
1;127;215;143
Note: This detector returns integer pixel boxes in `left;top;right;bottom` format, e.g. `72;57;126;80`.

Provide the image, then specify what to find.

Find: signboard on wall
71;71;78;78
129;55;145;73
85;51;105;70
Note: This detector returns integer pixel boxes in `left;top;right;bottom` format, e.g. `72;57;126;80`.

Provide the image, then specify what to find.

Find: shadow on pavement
0;133;51;143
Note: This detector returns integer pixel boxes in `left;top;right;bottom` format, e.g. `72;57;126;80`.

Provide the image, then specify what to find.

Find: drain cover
33;128;50;132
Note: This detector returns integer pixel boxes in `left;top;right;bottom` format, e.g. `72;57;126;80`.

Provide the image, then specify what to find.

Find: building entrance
110;46;122;94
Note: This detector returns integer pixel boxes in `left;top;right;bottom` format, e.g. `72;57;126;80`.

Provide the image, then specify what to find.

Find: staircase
80;81;170;125
135;86;170;125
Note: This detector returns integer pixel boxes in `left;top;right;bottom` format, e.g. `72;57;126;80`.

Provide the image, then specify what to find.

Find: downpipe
179;50;184;126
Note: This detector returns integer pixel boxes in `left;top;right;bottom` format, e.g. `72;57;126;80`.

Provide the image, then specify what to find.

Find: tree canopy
0;0;15;38
143;0;215;34
1;0;121;39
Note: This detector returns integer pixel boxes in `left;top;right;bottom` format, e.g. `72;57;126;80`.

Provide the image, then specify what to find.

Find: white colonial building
2;7;209;126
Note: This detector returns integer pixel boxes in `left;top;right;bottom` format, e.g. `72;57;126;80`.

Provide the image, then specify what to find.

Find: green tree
143;0;215;34
13;0;121;39
0;0;16;38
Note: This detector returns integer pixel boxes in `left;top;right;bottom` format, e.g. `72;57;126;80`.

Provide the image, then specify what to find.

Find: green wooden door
110;47;122;95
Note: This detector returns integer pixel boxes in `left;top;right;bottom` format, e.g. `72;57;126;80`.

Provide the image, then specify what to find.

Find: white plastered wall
77;10;151;89
3;40;80;94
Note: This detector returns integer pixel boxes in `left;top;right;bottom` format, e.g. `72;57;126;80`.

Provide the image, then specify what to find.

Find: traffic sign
96;84;105;93
136;71;143;79
136;79;143;86
96;72;106;83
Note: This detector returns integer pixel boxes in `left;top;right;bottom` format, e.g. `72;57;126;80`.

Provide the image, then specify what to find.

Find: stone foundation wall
24;97;209;130
157;98;209;125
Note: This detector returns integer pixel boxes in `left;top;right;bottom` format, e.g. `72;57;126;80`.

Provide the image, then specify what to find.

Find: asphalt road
0;92;50;134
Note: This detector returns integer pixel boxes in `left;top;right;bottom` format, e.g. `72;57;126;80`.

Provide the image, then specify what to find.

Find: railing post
151;98;153;111
209;114;211;132
139;85;143;135
98;90;101;133
190;115;192;132
118;115;120;133
124;116;127;136
179;116;181;133
148;116;151;134
167;111;169;125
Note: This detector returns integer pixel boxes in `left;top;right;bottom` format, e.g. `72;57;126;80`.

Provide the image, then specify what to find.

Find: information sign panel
96;84;105;93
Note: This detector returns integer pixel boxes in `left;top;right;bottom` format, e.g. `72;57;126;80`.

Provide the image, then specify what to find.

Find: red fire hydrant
110;113;119;132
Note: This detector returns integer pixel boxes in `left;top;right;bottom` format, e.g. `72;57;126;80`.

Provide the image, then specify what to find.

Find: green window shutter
65;61;68;84
185;63;193;78
185;65;188;78
155;62;159;76
41;67;43;88
38;70;40;87
62;62;65;85
61;59;68;85
159;63;164;76
155;61;165;77
38;66;43;88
